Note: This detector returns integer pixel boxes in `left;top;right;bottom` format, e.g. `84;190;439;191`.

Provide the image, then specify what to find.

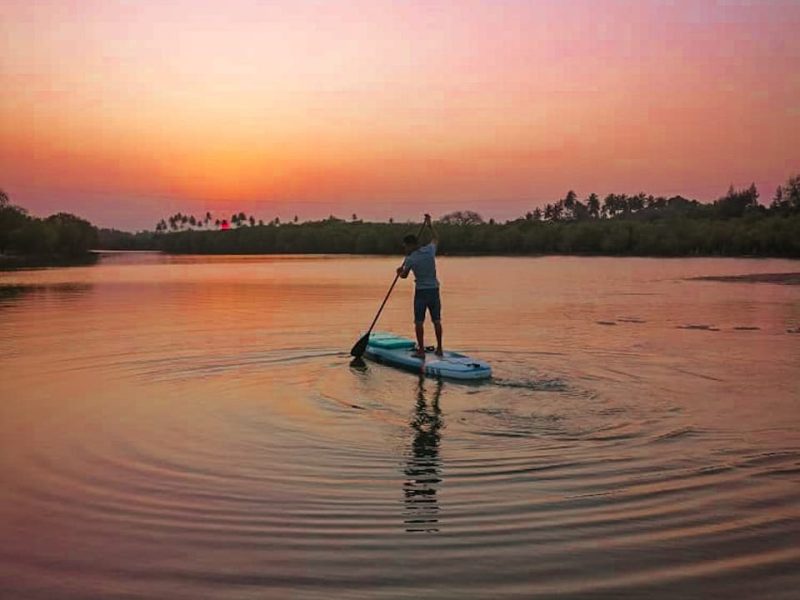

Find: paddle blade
350;332;370;358
349;356;367;370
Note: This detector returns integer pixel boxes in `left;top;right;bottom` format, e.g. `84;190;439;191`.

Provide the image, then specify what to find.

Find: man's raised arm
425;213;439;246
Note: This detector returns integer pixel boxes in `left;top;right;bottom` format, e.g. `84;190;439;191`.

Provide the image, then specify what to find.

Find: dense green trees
770;174;800;215
0;191;97;260
97;228;159;251
4;174;800;262
154;176;800;258
439;210;485;225
0;191;29;254
154;212;800;258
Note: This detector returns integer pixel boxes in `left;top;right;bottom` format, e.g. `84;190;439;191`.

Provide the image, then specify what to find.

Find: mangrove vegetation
154;176;800;258
0;190;98;268
3;174;800;262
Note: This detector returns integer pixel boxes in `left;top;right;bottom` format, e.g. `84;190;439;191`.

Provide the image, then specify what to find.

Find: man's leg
433;320;443;355
415;321;425;357
413;290;426;358
431;288;443;356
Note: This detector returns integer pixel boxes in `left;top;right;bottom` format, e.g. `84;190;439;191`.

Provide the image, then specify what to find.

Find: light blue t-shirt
403;243;439;290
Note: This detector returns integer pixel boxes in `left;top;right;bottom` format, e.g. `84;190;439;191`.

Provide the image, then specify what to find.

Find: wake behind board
364;332;491;381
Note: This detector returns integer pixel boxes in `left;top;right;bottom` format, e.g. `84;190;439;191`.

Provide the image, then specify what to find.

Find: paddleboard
364;332;491;381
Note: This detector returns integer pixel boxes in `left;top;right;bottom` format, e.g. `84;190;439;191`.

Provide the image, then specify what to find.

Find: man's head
403;234;419;253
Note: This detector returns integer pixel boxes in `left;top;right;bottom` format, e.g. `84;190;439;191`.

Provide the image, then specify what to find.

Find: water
1;254;798;599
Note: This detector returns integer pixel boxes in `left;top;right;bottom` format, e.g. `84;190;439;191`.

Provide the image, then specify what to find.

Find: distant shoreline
0;253;98;271
689;272;800;285
148;215;800;259
95;248;800;260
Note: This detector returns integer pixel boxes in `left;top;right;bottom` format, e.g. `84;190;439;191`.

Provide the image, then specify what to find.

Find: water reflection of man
403;377;444;533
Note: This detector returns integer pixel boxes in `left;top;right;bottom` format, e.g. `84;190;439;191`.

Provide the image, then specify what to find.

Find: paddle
350;219;427;358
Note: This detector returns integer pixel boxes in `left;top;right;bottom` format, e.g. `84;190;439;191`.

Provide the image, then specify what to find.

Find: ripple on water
2;341;799;599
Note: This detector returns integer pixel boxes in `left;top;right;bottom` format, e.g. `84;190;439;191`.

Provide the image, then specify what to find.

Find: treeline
157;213;800;257
528;180;795;222
3;174;800;262
97;228;159;251
154;211;296;232
156;176;800;258
0;190;97;265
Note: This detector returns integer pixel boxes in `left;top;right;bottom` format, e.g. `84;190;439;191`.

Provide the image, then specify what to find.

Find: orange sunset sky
1;0;799;229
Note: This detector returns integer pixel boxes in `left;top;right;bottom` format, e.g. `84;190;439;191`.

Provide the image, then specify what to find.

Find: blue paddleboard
364;332;491;381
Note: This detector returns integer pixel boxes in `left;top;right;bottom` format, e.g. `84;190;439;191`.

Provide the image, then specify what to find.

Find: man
397;214;443;359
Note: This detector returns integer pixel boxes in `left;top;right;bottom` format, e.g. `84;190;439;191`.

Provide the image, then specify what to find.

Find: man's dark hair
403;234;418;245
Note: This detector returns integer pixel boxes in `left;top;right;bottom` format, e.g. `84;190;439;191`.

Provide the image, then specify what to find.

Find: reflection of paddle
350;221;426;358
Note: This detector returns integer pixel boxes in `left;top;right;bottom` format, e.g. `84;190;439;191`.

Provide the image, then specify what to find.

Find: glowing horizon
1;0;799;229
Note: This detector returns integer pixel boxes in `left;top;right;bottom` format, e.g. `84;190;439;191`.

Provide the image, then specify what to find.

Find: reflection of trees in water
404;377;444;533
0;283;93;310
0;285;30;302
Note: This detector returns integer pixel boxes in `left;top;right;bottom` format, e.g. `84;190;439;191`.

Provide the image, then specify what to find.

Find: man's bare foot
412;349;426;359
435;347;444;357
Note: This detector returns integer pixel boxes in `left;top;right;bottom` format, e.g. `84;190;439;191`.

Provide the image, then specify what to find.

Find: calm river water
1;254;799;599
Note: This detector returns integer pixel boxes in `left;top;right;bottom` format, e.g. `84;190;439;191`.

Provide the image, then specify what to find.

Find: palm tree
249;216;255;227
293;215;299;223
563;190;577;216
602;194;616;218
0;189;8;207
587;193;600;219
629;193;646;213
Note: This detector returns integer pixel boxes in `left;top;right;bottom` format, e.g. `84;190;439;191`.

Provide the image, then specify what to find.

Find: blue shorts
414;288;441;323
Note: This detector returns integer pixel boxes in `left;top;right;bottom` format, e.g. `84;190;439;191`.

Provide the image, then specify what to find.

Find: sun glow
1;0;798;227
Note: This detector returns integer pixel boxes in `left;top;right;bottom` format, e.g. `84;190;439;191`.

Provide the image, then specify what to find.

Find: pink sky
1;0;799;229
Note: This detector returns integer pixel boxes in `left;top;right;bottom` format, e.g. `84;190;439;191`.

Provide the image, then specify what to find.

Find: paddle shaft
365;272;401;336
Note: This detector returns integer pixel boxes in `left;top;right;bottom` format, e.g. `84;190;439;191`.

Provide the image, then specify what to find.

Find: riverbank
0;253;99;271
690;272;800;285
152;216;800;258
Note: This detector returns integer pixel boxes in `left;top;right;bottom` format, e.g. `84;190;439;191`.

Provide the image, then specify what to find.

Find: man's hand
424;213;439;246
396;266;404;275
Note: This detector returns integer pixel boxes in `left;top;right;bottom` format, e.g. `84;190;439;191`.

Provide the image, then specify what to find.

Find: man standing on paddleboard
397;214;443;359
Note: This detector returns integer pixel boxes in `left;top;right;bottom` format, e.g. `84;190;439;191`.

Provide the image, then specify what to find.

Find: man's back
404;243;439;290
